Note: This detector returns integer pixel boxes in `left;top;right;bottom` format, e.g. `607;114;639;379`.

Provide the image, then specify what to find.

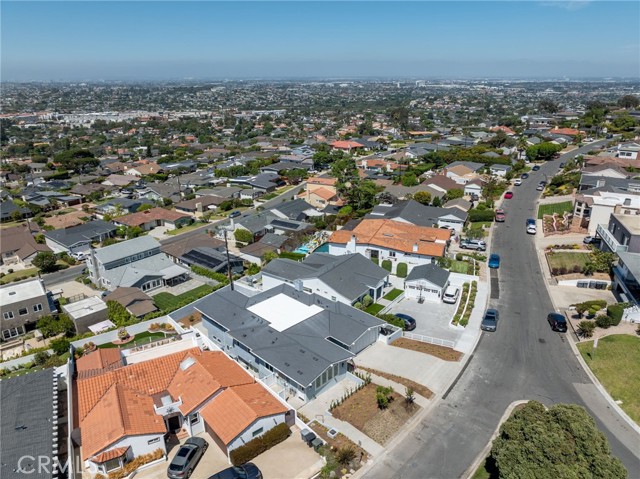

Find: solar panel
182;250;224;270
271;219;300;229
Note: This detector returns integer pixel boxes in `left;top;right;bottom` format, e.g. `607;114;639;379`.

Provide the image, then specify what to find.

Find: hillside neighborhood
1;80;639;479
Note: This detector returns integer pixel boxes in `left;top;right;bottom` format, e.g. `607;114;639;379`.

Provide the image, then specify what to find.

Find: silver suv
460;239;487;251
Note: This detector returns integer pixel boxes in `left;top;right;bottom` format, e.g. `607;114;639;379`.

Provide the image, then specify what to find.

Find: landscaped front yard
383;288;403;301
450;260;473;275
546;252;591;274
153;284;215;311
98;331;168;348
577;335;640;424
331;383;420;445
537;201;573;219
392;338;462;361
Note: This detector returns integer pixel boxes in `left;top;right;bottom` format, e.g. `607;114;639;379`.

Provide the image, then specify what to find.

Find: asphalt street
366;139;640;478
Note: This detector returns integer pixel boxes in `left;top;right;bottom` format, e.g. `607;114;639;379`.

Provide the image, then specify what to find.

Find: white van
443;285;460;304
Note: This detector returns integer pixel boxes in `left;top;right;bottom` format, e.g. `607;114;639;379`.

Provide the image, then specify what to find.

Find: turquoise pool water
293;242;329;254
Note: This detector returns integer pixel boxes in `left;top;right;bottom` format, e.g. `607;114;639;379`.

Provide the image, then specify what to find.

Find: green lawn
99;331;167;349
383;288;403;301
471;457;498;479
546;252;591;273
537;201;573;219
450;260;472;274
577;335;640;424
153;284;215;311
365;304;384;316
0;267;38;284
166;221;208;236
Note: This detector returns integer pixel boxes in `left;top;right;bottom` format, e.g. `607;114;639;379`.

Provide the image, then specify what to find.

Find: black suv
547;312;567;332
481;309;499;332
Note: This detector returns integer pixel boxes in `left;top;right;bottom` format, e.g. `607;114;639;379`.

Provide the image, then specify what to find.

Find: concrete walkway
454;281;488;354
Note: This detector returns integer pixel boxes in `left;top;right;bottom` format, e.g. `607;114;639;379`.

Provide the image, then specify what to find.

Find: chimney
413;243;418;253
196;202;203;214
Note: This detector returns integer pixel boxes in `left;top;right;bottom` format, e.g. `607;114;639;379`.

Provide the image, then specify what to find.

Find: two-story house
88;236;189;292
0;279;57;340
44;220;117;255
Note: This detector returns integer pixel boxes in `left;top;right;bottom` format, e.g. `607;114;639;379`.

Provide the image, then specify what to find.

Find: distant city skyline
2;1;639;82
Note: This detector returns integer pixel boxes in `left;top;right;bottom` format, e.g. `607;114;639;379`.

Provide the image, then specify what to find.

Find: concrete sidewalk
454;281;488;354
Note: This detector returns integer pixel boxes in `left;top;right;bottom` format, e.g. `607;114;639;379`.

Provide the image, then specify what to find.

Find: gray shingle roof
44;220;116;248
0;369;56;479
193;284;383;387
368;200;466;225
405;263;451;287
94;235;160;264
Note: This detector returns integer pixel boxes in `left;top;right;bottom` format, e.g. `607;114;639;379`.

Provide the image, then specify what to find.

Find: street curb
566;334;640;436
534;206;640;438
462;400;529;479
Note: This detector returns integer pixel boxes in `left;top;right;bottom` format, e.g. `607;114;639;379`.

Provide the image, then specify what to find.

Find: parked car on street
209;463;263;479
583;236;601;245
488;254;501;269
168;437;208;479
559;162;566;168
513;178;522;186
504;191;513;199
495;209;506;222
228;210;241;218
394;313;417;331
547;312;568;332
481;309;500;332
71;251;89;261
460;239;487;251
442;285;460;304
526;218;537;235
536;184;544;191
532;165;540;171
521;173;529;179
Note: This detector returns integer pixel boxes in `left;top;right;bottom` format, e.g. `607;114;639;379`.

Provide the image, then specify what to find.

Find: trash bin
301;429;316;446
311;437;323;451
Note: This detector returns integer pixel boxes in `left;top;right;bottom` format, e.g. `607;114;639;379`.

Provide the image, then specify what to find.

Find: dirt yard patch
331;383;420;445
391;338;462;361
356;366;433;399
310;422;369;461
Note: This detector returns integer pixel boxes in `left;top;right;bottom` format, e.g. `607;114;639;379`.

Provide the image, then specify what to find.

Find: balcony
596;224;628;253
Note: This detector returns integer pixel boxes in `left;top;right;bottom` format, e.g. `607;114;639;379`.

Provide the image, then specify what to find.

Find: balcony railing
596;224;628;253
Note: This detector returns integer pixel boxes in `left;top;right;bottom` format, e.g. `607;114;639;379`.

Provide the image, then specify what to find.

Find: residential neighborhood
1;71;639;479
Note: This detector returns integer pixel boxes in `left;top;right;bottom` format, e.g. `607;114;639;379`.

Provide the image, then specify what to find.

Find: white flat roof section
63;296;108;319
0;279;46;304
247;293;323;332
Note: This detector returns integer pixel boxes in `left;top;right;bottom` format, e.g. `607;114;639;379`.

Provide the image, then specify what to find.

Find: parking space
251;429;323;479
387;296;461;343
135;432;229;479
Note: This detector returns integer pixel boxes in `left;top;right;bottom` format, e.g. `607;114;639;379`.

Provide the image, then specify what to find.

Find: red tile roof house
113;207;192;232
75;347;290;475
330;140;365;152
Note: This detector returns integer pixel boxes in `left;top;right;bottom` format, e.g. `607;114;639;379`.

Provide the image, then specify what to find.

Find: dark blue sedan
488;254;501;269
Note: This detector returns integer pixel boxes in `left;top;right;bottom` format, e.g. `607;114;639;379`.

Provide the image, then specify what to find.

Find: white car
513;179;522;186
442;286;460;304
71;251;89;261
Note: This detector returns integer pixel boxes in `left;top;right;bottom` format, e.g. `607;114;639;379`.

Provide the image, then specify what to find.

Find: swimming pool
293;242;329;255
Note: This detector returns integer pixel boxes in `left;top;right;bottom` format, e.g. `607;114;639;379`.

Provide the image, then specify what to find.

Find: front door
166;414;182;433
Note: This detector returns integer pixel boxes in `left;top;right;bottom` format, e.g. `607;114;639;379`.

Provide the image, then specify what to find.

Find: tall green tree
32;251;57;273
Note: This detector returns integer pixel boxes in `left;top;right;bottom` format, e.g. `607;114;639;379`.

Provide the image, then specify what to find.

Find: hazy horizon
2;1;639;82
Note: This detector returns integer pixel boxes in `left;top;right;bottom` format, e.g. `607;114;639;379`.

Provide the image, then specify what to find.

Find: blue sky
2;1;639;81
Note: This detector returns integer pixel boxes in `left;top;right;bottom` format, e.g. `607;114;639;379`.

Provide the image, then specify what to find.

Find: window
148;437;160;445
18;308;28;316
190;414;200;426
33;304;43;312
104;457;121;473
3;311;14;320
388;251;396;258
252;427;264;438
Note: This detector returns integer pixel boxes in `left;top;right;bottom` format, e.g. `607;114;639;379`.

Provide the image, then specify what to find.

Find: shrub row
396;262;408;278
381;259;392;272
230;423;291;466
460;281;478;327
190;265;230;283
606;304;628;326
452;283;470;326
468;209;496;222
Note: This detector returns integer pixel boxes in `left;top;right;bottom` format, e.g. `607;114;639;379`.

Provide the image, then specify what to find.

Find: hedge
381;259;392;272
396;262;408;278
190;265;229;283
377;313;406;330
606;304;627;326
230;423;291;465
468;209;495;222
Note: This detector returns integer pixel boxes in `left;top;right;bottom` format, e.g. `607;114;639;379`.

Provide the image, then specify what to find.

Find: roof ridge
80;379;118;420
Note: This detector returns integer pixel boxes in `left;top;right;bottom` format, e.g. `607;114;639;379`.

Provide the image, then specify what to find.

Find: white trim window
33;304;43;312
3;311;14;320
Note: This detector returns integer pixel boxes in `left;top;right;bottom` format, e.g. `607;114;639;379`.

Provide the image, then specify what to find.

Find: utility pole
222;227;234;291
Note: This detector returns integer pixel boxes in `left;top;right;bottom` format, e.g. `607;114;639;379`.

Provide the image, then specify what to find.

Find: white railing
403;332;455;349
596;224;628;253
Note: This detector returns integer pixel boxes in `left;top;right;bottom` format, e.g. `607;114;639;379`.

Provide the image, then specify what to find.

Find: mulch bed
310;421;369;461
391;338;462;361
331;383;420;445
356;366;433;399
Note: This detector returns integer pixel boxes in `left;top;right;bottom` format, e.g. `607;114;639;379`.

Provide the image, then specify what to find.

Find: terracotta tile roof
92;446;130;463
331;140;364;149
328;219;448;257
490;125;515;135
200;383;288;445
76;348;254;459
550;127;581;136
308;177;337;186
81;384;165;460
115;207;190;227
76;349;123;376
312;187;338;201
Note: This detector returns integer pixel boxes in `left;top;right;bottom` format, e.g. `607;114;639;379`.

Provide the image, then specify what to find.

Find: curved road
366;140;640;478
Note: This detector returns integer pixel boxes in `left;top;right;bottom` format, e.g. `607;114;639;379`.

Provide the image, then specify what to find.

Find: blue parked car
488;254;501;269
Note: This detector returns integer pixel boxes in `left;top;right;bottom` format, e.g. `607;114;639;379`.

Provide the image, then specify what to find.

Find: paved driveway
387;297;460;343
